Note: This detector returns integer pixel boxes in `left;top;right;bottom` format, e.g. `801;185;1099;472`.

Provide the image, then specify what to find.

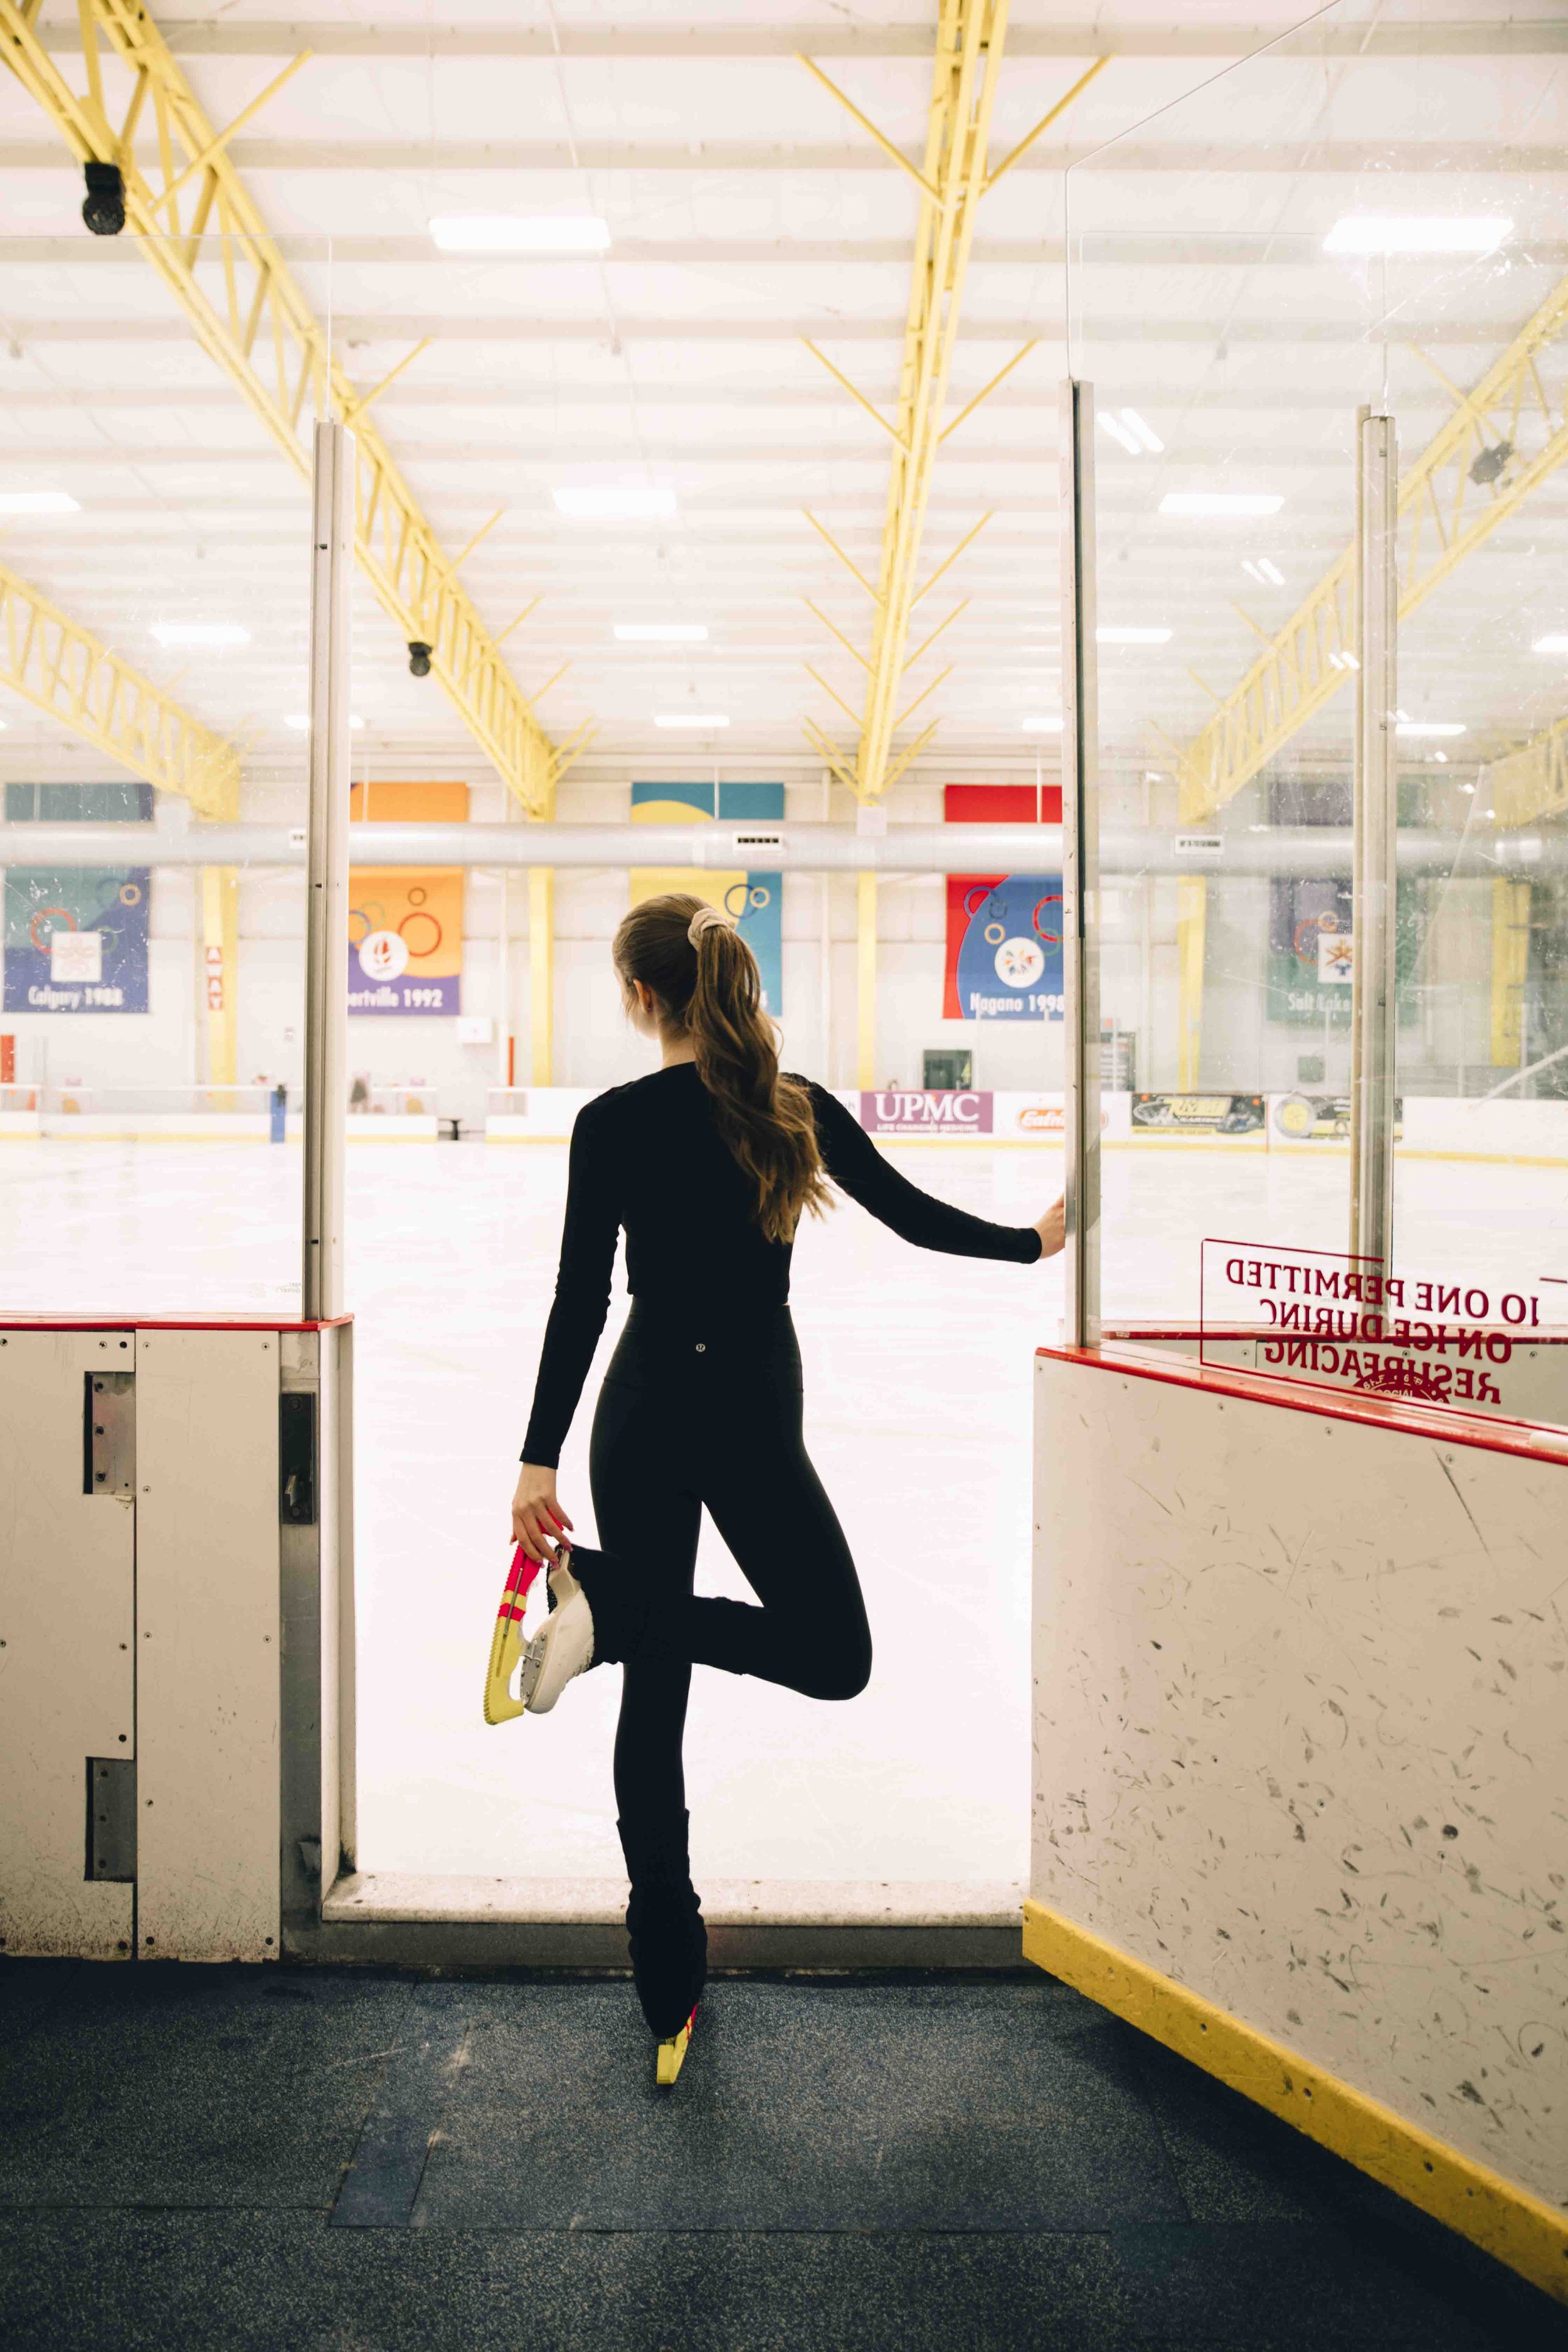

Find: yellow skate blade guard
482;1545;543;1725
655;2010;696;2087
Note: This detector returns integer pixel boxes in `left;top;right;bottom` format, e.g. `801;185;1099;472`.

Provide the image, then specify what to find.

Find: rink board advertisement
854;1091;1133;1140
3;866;151;1014
1269;1092;1404;1144
942;785;1064;1024
1132;1092;1266;1137
861;1089;994;1135
347;781;466;1015
630;781;783;1013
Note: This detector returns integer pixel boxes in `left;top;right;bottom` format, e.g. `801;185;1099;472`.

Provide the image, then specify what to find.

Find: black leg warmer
618;1808;707;2042
564;1544;650;1667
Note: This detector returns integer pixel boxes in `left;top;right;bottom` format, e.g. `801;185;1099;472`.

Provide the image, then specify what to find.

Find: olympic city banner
3;864;151;1014
630;781;783;1013
347;780;466;1014
943;783;1064;1022
1266;874;1421;1029
2;780;155;1015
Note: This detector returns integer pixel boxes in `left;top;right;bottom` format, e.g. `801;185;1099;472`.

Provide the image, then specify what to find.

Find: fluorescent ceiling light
1243;557;1286;587
0;489;79;515
1020;715;1064;734
430;214;610;254
654;712;729;729
1121;408;1163;453
1099;415;1141;455
614;623;708;643
1160;492;1283;518
1328;649;1360;672
555;484;676;521
1396;720;1465;738
1324;214;1510;257
151;622;250;649
285;712;364;730
1532;633;1568;654
1098;625;1172;645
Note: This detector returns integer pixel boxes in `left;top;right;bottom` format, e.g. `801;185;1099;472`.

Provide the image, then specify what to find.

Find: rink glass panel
330;184;1057;1887
1060;0;1568;1417
0;233;332;1316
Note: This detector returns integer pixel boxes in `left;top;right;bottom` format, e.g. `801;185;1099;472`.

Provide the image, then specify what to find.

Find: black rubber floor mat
383;1978;1189;2233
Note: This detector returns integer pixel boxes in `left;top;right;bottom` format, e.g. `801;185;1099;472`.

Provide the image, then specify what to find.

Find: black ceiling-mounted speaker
82;162;126;237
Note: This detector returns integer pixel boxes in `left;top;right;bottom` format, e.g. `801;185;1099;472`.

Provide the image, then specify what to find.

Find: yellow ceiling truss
1488;711;1568;830
0;556;240;816
1177;273;1568;824
797;16;1106;802
0;0;593;812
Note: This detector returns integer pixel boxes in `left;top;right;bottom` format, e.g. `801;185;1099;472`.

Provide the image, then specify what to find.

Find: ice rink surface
2;1132;1559;1890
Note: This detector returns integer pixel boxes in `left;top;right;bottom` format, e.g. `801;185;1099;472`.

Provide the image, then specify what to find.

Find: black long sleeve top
520;1064;1042;1467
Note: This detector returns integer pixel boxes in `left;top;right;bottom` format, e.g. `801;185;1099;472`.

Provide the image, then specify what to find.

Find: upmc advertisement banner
630;781;784;1013
860;1089;993;1135
347;780;466;1014
943;783;1064;1022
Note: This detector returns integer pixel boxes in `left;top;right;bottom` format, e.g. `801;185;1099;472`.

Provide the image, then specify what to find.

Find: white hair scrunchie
687;906;733;948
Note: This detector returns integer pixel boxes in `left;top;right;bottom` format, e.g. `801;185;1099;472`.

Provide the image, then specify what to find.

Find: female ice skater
509;893;1065;2081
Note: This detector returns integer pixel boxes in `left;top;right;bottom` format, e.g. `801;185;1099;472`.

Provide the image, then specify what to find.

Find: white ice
0;1135;1554;1889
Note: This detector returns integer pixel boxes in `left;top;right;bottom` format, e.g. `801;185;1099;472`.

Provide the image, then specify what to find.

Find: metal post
1348;407;1397;1278
496;866;511;1089
200;866;238;1093
856;871;877;1088
1061;379;1101;1348
496;783;514;1092
528;867;554;1085
302;420;354;1320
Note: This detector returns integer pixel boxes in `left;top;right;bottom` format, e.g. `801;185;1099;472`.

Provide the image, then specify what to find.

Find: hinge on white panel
279;1391;319;1525
86;1757;137;1882
83;1372;135;1497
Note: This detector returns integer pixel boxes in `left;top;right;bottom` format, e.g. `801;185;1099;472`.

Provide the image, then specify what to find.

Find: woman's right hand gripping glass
511;1463;574;1564
1034;1196;1067;1260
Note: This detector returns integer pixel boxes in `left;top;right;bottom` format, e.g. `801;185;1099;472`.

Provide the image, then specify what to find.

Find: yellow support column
200;866;239;1092
1176;877;1206;1090
1491;879;1530;1069
857;871;877;1089
529;867;554;1087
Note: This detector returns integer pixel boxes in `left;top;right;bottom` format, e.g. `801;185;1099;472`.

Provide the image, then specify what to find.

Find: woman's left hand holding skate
512;1463;574;1564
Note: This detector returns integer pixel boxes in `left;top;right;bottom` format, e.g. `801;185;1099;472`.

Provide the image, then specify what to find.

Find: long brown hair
613;892;831;1244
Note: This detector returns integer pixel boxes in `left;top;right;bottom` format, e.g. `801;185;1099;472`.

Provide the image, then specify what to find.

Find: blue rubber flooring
0;1963;1562;2352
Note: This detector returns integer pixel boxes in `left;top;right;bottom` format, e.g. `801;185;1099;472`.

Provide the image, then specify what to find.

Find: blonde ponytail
613;893;832;1244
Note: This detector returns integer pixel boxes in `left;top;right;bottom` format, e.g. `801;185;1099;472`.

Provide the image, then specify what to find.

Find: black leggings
588;1305;871;1838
